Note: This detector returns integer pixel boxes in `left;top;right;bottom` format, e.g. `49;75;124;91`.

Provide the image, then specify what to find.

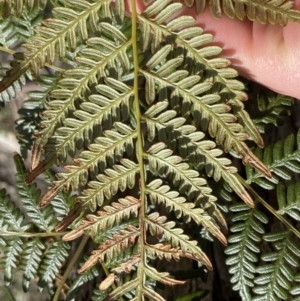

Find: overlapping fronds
246;130;300;189
0;6;42;107
177;0;300;25
253;231;300;300
0;0;126;101
16;74;61;157
225;203;268;299
2;0;300;300
65;257;100;301
139;0;269;175
29;27;131;172
0;65;27;107
0;154;71;292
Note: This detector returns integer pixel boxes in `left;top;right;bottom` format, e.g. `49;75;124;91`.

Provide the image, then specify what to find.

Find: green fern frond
30;33;132;171
253;231;300;300
16;73;61;157
14;153;57;231
139;2;269;176
66;256;100;301
246;130;300;189
20;238;45;291
0;6;43;106
251;90;293;134
0;156;71;292
225;203;268;299
179;0;300;25
37;240;70;290
0;0;116;94
40;122;136;211
277;181;300;221
46;80;133;164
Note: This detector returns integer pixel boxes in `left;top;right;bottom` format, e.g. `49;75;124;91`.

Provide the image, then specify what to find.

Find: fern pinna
0;0;300;300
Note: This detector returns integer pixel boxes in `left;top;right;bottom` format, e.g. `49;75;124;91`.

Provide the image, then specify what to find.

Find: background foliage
0;0;300;300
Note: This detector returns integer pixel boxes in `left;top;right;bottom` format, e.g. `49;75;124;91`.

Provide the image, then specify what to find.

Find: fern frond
277;181;300;221
16;73;61;157
14;153;57;231
29;34;132;172
178;0;300;25
78;225;140;273
146;179;227;244
75;159;139;211
0;236;23;284
20;238;45;291
0;189;27;232
111;255;140;274
146;143;212;201
146;243;181;261
251;90;293;134
66;256;100;301
1;0;47;18
37;240;70;290
0;65;27;107
190;130;254;206
0;0;114;91
139;3;270;177
253;231;300;300
246;130;300;189
146;212;213;269
225;203;268;299
63;196;140;241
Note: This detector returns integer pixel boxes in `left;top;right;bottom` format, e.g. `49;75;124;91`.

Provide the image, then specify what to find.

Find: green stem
53;234;89;301
236;174;300;239
0;231;67;237
131;0;147;298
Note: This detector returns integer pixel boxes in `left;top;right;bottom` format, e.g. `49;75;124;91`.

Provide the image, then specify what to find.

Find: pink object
124;0;300;100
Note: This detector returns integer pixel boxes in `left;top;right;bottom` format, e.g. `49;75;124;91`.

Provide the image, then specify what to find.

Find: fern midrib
277;203;300;215
55;131;138;190
131;0;148;297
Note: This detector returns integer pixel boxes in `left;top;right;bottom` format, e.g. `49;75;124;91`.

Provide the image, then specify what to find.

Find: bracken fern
0;0;300;300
